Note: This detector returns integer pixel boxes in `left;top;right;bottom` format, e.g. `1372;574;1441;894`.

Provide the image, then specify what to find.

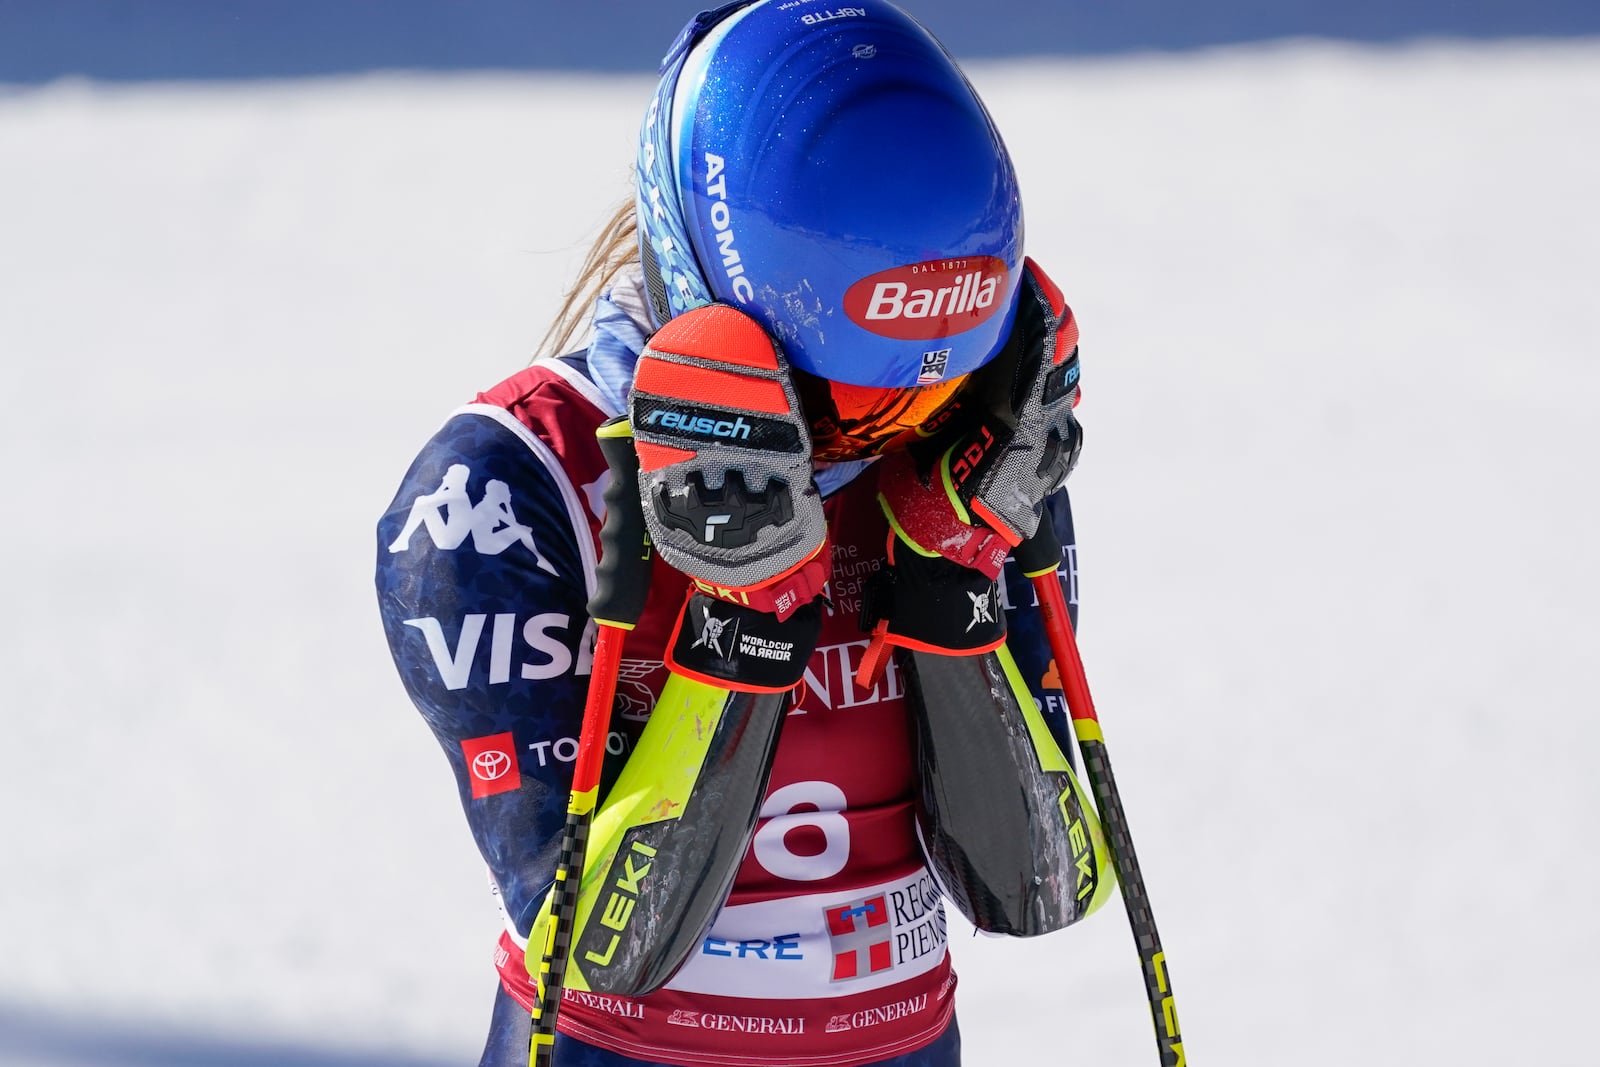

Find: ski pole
1015;519;1187;1067
529;417;654;1067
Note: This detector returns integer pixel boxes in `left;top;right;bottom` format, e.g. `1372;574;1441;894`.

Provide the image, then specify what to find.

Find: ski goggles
793;369;973;462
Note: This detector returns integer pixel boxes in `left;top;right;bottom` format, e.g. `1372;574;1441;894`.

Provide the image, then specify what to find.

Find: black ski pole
1015;520;1187;1067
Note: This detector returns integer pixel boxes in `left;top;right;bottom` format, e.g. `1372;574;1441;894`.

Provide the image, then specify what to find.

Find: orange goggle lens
794;371;971;461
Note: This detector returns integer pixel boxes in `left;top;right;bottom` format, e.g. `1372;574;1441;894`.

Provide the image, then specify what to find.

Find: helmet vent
641;234;672;328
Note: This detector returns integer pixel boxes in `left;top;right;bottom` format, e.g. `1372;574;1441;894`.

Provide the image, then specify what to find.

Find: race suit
375;278;1081;1067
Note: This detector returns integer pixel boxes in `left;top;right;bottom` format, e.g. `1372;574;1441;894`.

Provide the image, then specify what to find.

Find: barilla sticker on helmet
843;257;1008;340
702;154;754;303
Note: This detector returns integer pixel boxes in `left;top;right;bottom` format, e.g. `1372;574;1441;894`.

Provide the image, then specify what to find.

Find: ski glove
858;259;1081;685
855;530;1009;689
880;257;1083;554
630;303;830;692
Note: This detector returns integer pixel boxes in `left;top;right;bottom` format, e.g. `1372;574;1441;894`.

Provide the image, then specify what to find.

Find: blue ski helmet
636;0;1025;459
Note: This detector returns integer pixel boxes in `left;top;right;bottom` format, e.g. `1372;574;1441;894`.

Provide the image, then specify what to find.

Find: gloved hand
629;302;830;692
857;259;1081;687
885;256;1083;547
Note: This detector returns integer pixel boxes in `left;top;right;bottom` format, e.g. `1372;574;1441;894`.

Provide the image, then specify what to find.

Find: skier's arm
374;406;599;938
895;489;1112;937
902;636;1116;936
376;303;843;1001
860;259;1083;680
514;310;845;998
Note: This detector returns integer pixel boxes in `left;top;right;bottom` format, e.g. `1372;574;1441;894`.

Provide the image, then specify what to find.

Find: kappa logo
388;463;557;574
824;894;893;981
965;586;997;633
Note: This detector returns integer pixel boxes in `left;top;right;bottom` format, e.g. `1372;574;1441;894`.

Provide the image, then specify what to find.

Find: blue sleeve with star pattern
375;406;597;937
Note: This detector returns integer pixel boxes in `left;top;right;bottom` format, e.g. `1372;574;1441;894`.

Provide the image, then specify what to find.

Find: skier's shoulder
474;353;616;466
374;358;616;609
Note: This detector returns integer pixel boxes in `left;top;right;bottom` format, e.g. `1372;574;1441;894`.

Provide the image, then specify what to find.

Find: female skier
376;3;1109;1065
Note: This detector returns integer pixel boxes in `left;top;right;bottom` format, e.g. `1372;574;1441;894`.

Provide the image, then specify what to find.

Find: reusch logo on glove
843;257;1009;340
633;397;804;452
641;408;754;440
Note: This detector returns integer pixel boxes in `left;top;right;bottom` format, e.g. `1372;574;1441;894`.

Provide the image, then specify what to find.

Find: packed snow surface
1;39;1596;1066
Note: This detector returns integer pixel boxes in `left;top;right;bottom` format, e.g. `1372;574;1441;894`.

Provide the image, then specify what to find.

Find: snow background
2;36;1596;1067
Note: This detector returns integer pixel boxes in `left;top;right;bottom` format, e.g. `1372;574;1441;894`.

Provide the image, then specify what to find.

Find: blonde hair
536;199;642;360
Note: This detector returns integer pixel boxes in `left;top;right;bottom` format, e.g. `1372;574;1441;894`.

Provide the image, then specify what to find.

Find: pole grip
590;417;653;629
528;417;653;1067
1012;514;1063;576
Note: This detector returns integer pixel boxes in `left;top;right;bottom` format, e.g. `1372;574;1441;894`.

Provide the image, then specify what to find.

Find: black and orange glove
858;259;1082;686
629;303;831;692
